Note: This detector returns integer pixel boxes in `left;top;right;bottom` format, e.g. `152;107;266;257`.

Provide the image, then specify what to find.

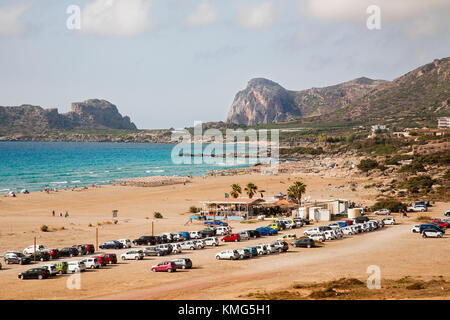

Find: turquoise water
0;142;248;193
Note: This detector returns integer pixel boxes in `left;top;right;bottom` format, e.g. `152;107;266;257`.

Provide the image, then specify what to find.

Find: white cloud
0;3;29;36
81;0;152;36
238;1;277;29
185;1;217;27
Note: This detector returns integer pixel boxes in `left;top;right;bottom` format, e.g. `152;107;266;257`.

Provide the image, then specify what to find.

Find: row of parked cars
411;218;449;238
215;240;290;260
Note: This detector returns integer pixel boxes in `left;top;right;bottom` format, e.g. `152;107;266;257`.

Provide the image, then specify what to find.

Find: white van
215;226;229;236
189;231;203;239
23;245;45;255
80;258;100;269
117;239;132;248
67;261;86;273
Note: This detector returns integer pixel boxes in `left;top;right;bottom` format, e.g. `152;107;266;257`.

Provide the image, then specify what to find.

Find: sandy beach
0;172;449;300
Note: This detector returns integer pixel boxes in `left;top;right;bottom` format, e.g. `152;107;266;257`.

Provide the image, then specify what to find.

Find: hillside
0;99;137;133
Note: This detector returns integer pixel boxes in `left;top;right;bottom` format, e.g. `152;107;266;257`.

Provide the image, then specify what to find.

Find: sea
0;141;252;193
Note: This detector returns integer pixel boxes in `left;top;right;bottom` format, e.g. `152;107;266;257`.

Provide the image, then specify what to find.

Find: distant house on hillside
371;124;388;132
438;117;450;128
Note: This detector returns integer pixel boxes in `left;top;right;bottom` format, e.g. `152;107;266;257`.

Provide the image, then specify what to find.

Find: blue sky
0;0;449;129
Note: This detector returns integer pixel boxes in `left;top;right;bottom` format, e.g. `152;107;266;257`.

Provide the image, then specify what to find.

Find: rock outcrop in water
0;99;137;132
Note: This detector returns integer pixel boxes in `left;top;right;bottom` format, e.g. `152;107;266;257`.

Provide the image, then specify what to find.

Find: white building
438;117;450;128
371;125;388;132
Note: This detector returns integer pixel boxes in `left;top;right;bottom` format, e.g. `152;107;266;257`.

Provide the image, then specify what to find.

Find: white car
67;261;86;273
292;218;304;228
422;229;443;238
265;243;278;254
308;233;325;242
374;209;391;215
408;206;426;212
117;239;132;248
171;243;182;253
215;250;239;260
180;241;196;250
120;250;144;260
238;231;250;240
411;225;421;233
80;257;101;269
23;245;45;255
189;231;203;239
204;237;219;246
215;227;230;236
192;240;205;249
42;264;58;276
323;230;336;240
255;244;268;255
278;234;297;241
235;248;252;259
382;217;396;225
341;226;355;235
304;228;320;236
278;219;296;229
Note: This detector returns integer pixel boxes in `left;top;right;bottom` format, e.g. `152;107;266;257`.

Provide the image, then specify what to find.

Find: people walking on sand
65;211;69;218
59;212;63;217
52;210;55;217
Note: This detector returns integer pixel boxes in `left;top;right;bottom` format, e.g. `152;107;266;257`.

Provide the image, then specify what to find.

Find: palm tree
287;180;307;205
230;184;242;198
244;183;258;199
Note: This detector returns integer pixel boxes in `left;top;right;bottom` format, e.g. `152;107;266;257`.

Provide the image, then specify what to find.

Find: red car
81;244;95;254
102;253;117;264
45;249;60;259
92;255;107;266
344;220;354;226
221;233;240;242
151;261;177;272
432;220;449;228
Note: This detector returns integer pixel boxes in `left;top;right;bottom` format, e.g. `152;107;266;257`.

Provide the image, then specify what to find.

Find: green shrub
154;212;163;219
189;206;200;213
40;225;49;232
398;160;426;174
400;175;434;194
372;200;406;213
357;159;379;172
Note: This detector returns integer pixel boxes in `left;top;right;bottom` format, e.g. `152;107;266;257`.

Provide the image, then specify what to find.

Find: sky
0;0;449;129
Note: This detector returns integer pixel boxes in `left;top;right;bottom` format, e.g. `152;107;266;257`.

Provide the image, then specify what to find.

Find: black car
291;238;315;248
27;251;50;262
200;228;215;237
171;258;192;269
72;245;88;255
133;236;157;246
4;252;32;265
59;247;79;257
154;236;167;244
355;216;369;223
300;218;311;225
247;230;261;238
318;226;332;232
277;221;287;230
18;267;50;280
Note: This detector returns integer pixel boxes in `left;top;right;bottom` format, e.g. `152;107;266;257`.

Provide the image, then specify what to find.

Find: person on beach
65;211;69;218
59;212;63;217
52;210;55;217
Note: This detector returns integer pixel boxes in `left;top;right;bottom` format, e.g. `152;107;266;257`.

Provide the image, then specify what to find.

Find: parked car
99;241;122;249
4;252;32;265
72;245;88;255
67;261;86;273
267;223;280;231
92;255;108;266
422;229;443;238
341;227;355;235
59;247;79;257
103;253;118;264
247;230;261;238
278;234;297;241
255;244;268;255
431;220;449;229
256;227;277;236
411;225;421;233
419;224;445;234
235;248;252;259
171;243;182;254
374;209;391;215
23;245;45;255
27;251;50;262
203;237;219;246
171;258;192;269
265;243;278;254
308;233;325;242
189;231;203;239
43;248;60;260
323;230;337;240
54;261;69;274
292;218;304;228
238;231;251;240
177;231;191;240
244;247;259;257
144;246;167;256
271;240;289;252
80;258;101;269
199;228;216;237
180;241;197;250
408;206;427;212
204;220;228;226
81;244;95;254
291;238;315;248
221;233;240;242
444;210;450;217
41;264;58;276
192;240;206;249
18;267;50;280
215;250;240;260
279;219;296;229
382;217;396;225
215;226;230;236
155;244;173;254
117;239;132;248
151;261;177;272
133;236;157;246
121;250;144;260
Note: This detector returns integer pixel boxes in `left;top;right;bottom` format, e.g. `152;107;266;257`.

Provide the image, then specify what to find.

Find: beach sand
0;172;449;300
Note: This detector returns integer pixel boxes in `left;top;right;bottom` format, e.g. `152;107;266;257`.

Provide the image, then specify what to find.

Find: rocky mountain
0;99;137;133
226;57;450;126
326;57;450;122
226;77;387;125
